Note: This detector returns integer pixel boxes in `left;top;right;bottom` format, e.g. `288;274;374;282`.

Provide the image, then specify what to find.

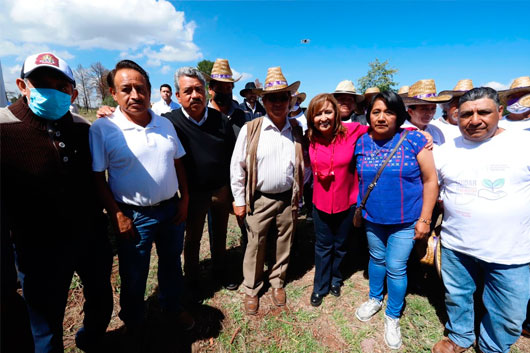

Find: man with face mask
0;52;113;352
206;59;247;138
498;76;530;131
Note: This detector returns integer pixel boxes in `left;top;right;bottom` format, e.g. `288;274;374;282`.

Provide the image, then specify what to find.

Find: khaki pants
243;191;295;296
184;184;231;280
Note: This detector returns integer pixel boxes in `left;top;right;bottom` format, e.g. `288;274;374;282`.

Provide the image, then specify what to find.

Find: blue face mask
28;87;72;120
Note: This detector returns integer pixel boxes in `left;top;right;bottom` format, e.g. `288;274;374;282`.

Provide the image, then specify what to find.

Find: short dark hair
106;60;151;91
160;83;171;91
459;87;500;108
366;90;410;128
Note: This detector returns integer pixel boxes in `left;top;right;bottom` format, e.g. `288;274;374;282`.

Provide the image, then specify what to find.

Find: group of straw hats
204;58;530;108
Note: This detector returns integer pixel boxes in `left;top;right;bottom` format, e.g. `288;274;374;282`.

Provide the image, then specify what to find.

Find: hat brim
498;87;530;104
438;90;468;97
255;81;301;96
291;92;306;104
402;94;452;105
240;88;253;97
333;91;365;103
22;65;76;86
518;94;530;108
204;73;241;83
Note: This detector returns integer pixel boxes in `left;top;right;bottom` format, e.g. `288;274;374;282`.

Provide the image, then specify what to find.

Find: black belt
118;194;178;210
256;189;292;200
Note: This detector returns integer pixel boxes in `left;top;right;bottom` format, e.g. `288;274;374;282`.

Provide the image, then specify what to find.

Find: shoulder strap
358;130;409;209
0;107;21;124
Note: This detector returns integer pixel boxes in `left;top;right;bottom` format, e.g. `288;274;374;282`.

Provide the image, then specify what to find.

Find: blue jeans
441;246;530;353
118;197;185;327
365;220;415;319
312;206;354;295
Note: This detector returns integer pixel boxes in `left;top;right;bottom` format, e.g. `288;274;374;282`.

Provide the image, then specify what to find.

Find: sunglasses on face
266;94;290;103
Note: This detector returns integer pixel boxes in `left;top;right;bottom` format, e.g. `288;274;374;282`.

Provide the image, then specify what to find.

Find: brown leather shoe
271;288;286;306
244;294;259;315
432;337;468;353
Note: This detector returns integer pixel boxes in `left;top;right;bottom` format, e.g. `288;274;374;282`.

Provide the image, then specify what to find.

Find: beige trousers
243;191;295;296
184;184;232;280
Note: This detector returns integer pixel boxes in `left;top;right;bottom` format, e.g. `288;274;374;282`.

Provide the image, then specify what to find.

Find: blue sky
1;0;529;106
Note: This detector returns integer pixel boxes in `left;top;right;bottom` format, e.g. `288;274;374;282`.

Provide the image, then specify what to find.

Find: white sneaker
384;314;402;350
355;298;383;322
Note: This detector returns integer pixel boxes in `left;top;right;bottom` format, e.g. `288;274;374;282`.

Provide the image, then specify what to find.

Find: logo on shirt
478;178;507;200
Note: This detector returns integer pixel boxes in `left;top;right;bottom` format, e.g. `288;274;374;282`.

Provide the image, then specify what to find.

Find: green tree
102;95;117;107
357;59;398;93
197;59;214;77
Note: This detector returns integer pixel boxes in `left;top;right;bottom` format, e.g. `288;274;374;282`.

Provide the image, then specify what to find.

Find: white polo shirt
89;107;186;206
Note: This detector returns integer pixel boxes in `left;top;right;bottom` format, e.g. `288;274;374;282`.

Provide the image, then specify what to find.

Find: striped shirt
230;115;296;206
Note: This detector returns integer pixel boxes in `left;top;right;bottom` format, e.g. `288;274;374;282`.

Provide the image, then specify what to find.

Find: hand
96;105;115;118
114;212;138;241
233;203;246;226
172;198;188;225
417;130;433;150
414;220;431;240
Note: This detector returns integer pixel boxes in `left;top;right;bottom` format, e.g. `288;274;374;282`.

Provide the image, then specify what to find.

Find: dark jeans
312;206;354;295
14;233;113;353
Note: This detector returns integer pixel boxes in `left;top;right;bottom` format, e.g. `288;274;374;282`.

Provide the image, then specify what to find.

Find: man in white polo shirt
432;87;530;353
89;60;193;333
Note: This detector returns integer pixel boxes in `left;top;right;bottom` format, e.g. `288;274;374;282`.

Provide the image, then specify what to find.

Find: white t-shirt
402;120;446;145
498;116;530;131
434;129;530;265
89;107;186;206
430;117;461;142
288;110;308;132
151;99;180;116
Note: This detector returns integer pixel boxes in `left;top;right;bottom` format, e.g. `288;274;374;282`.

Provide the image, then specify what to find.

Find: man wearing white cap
498;76;530;131
0;52;113;352
333;80;367;125
231;67;304;315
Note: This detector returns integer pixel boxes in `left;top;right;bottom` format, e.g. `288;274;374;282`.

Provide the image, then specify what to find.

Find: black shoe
224;280;239;291
330;285;341;297
310;292;325;307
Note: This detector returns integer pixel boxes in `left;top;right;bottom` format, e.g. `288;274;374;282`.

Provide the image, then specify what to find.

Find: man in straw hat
498;76;530;131
230;66;304;315
205;58;247;137
432;87;530;353
402;79;451;145
431;79;474;141
333;80;367;125
239;81;266;121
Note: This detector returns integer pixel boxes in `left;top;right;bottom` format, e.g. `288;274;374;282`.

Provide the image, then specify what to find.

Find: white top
430;117;461;142
89;107;186;206
289;110;308;132
434;129;530;265
151;99;180;116
246;101;256;114
498;116;530;131
230;115;296;206
402;120;445;145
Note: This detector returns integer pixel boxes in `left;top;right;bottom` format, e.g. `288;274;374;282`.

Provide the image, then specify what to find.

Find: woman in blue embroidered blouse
353;90;438;349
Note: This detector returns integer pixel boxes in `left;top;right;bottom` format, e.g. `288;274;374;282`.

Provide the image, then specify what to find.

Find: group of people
1;51;529;353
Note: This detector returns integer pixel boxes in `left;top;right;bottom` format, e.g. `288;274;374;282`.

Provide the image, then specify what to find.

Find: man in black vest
239;82;266;121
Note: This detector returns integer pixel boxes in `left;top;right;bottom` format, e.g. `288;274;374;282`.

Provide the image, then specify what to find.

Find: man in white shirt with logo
432;87;530;353
151;83;180;116
89;60;193;333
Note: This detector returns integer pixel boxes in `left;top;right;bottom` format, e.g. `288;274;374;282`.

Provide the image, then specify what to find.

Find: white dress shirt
181;106;208;126
230;115;296;206
151;99;180;116
402;120;446;145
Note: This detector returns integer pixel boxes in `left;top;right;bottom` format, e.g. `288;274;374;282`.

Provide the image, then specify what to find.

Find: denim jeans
312;206;354;295
365;220;416;319
118;197;185;327
441;246;530;353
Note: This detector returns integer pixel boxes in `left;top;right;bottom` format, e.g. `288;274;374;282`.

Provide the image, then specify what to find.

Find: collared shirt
151;99;180;116
89;107;186;206
246;100;256;114
230;115;296;206
401;120;446;145
181;106;208;126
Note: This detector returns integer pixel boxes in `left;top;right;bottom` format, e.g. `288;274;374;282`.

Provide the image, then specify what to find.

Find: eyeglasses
266;94;290;103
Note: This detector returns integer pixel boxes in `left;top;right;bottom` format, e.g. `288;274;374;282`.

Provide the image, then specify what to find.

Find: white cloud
2;64;22;96
160;65;172;74
231;68;252;82
0;0;202;63
483;81;510;91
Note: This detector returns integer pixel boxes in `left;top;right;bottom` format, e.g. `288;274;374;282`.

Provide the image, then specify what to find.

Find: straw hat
402;79;452;105
518;93;530;108
439;79;474;97
333;80;364;103
204;58;241;83
291;91;307;104
499;76;530;104
364;87;381;103
253;67;300;96
398;85;409;98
